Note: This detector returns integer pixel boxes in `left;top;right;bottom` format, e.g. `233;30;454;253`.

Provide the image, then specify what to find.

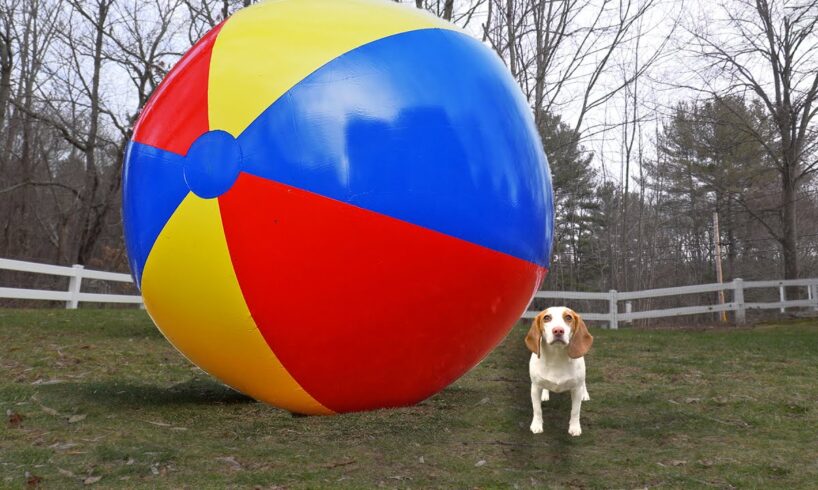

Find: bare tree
59;0;113;265
482;0;671;140
0;0;13;131
685;0;818;280
105;0;184;130
2;0;63;257
182;0;255;44
11;0;117;264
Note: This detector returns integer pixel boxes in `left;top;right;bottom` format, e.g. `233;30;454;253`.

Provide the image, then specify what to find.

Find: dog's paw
530;421;543;434
582;392;590;402
568;423;582;437
541;391;550;402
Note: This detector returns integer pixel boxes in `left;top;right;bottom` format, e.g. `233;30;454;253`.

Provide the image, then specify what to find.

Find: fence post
624;301;632;325
811;281;818;312
608;289;618;330
733;278;745;325
779;284;786;313
65;264;84;309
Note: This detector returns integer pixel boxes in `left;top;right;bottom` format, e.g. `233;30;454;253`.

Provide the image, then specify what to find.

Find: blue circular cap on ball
183;130;242;198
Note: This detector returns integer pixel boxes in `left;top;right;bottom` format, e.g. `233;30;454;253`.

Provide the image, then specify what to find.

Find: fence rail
3;258;818;326
0;258;142;309
524;277;818;328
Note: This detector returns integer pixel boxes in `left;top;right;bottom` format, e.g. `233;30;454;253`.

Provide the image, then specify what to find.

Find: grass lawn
1;309;817;489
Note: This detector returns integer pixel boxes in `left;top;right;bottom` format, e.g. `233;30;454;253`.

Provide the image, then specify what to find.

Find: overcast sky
98;0;813;188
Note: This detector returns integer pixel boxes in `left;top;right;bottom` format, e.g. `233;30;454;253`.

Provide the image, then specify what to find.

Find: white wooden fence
2;258;818;326
523;278;818;329
0;258;142;309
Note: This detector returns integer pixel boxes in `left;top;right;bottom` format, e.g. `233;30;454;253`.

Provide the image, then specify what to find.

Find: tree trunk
74;0;109;265
780;166;799;280
0;30;11;132
725;198;736;279
442;0;453;20
505;0;517;77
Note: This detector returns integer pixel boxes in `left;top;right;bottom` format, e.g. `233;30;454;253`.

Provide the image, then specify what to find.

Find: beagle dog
525;307;593;437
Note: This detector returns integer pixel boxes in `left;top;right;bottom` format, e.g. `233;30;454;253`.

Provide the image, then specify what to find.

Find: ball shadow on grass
40;377;255;408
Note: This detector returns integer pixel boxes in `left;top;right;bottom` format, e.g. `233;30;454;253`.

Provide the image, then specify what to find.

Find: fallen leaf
41;406;60;417
25;472;42;488
147;420;171;427
68;414;87;424
49;442;79;451
418;456;425;464
322;459;354;469
216;456;243;470
150;464;159;476
83;476;102;485
57;468;75;478
7;410;23;428
475;460;487;467
670;460;687;466
31;379;63;386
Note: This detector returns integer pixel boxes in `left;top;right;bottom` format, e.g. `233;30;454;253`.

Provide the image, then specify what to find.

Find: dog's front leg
530;384;543;434
568;386;583;436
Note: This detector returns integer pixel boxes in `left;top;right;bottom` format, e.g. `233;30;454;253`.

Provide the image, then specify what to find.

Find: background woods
0;0;816;299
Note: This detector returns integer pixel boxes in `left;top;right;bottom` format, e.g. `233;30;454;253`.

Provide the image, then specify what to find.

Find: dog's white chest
529;354;584;393
531;370;579;393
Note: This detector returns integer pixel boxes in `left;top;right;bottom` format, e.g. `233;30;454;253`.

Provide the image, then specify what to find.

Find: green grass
1;309;817;488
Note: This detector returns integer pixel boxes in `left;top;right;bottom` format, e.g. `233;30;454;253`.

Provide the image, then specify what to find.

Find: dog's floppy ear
567;310;593;359
525;312;545;358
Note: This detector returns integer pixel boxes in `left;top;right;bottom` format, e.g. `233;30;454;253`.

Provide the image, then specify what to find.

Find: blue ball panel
122;141;190;288
237;28;553;267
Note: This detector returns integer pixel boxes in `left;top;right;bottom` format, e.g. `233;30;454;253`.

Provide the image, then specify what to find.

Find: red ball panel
132;22;224;156
218;173;545;413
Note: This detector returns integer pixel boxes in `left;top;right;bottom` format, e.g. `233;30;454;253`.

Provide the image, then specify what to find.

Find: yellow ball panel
208;0;457;136
141;193;332;415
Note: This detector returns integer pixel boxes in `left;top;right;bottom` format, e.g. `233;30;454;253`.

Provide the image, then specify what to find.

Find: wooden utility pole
713;212;727;322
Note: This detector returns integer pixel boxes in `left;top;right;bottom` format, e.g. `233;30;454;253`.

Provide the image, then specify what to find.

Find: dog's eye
543;315;552;322
564;315;573;322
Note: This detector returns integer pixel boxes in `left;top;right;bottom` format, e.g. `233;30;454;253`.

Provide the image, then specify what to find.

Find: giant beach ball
122;0;554;414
